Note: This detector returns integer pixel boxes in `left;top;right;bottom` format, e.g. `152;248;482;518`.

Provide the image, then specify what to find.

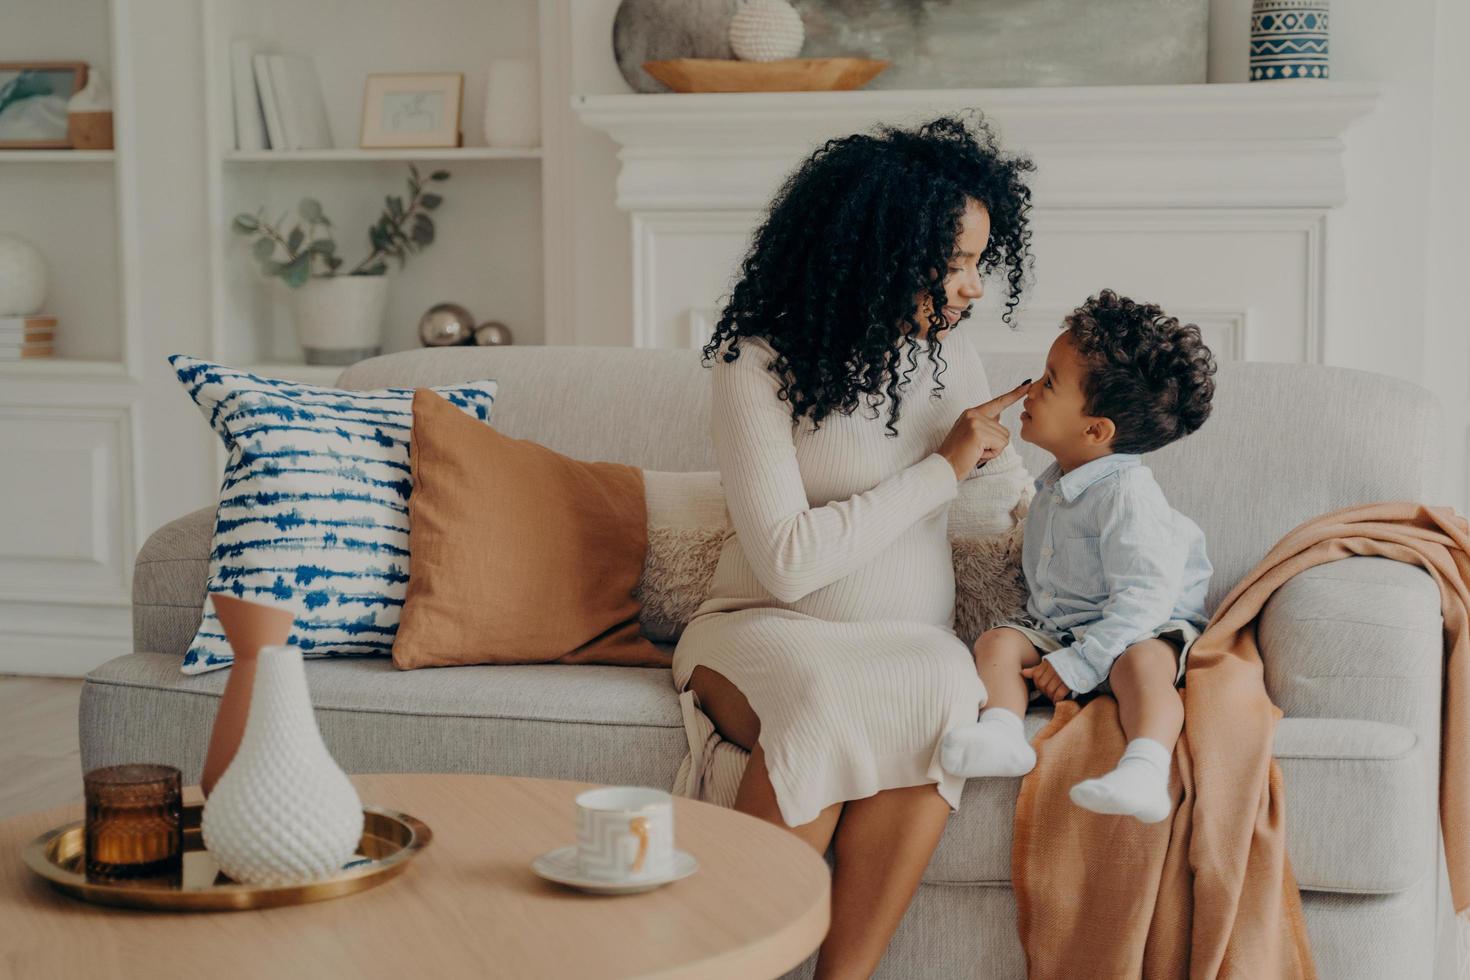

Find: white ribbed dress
673;330;1006;827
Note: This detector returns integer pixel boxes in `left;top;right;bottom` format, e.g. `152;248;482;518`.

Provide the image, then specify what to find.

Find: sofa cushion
927;711;1429;894
82;651;1427;896
80;652;689;791
169;356;500;673
395;389;664;669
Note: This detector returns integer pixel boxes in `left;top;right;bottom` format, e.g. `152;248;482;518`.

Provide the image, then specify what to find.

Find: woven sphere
729;0;804;62
0;234;47;316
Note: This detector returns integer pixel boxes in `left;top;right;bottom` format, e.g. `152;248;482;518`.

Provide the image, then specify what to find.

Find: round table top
1;773;830;979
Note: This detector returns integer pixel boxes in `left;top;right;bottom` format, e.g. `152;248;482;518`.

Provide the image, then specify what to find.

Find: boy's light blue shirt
1022;452;1212;694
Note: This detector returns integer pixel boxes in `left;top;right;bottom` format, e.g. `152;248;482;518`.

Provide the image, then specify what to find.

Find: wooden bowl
642;57;889;94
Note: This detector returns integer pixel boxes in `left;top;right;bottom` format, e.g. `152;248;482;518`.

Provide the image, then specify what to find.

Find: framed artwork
0;62;89;149
360;73;463;149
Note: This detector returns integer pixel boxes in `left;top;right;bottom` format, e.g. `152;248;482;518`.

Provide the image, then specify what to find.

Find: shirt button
1041;547;1054;557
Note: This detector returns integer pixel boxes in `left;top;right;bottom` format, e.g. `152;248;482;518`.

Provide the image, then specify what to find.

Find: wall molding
0;402;139;609
577;82;1379;212
633;210;758;349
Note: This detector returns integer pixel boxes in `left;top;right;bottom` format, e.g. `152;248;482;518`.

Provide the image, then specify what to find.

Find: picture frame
0;62;89;149
360;73;463;149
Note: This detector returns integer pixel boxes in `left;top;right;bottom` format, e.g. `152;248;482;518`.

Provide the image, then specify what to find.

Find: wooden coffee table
0;773;830;979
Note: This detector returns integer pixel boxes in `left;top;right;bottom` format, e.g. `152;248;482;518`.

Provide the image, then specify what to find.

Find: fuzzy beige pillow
635;455;1035;646
637;471;730;642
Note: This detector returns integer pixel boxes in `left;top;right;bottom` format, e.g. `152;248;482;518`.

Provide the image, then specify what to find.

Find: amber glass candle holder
83;764;183;885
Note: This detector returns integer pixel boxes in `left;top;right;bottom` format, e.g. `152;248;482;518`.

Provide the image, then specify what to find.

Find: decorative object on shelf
0;235;47;315
361;73;463;149
643;57;886;93
231;165;449;362
65;67;113;150
729;0;805;62
201;593;294;798
292;277;391;365
474;320;513;346
484;58;540;148
613;0;741;93
419;302;476;346
0;314;55;360
202;644;364;886
0;62;87;148
1250;1;1329;80
83;765;183;886
789;0;1207;89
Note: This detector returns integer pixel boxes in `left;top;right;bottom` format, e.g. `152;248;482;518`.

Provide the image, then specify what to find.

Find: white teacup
575;786;675;883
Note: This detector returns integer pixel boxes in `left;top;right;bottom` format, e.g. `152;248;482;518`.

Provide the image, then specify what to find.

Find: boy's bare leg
939;628;1041;778
1069;638;1182;823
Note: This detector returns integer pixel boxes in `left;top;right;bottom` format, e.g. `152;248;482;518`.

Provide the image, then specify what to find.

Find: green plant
231;164;449;287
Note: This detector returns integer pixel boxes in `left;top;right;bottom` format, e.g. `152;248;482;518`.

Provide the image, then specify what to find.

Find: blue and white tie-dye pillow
170;356;498;674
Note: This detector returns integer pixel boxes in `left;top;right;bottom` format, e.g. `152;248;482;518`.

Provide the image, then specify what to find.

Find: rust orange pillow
393;389;668;670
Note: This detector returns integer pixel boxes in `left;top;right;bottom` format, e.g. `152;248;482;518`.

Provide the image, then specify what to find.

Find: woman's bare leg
815;784;951;980
688;666;843;854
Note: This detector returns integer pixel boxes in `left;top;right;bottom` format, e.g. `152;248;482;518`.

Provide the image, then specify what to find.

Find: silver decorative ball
418;303;476;347
474;321;514;346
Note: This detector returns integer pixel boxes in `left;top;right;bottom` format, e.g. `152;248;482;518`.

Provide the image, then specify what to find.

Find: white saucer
531;846;699;895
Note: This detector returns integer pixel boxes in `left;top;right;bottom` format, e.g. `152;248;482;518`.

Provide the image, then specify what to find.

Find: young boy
941;289;1217;824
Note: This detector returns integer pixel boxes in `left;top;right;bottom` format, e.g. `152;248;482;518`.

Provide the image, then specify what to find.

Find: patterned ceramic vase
1250;1;1329;81
201;644;363;885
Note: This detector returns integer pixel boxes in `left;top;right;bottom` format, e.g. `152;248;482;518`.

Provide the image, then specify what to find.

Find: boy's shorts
994;616;1202;697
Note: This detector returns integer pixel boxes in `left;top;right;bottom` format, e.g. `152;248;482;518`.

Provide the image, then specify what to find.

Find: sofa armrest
1260;555;1443;741
133;506;214;657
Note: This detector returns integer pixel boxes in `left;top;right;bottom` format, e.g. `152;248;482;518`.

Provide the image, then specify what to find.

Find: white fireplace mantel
575;82;1378;211
574;82;1378;355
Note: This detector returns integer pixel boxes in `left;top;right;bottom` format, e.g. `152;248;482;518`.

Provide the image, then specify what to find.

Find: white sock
1069;738;1173;824
940;708;1036;778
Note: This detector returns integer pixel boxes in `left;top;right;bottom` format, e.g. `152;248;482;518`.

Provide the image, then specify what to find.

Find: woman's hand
1021;660;1072;703
937;379;1031;480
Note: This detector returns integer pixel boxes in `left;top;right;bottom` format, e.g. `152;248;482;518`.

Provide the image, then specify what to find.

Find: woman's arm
712;347;958;603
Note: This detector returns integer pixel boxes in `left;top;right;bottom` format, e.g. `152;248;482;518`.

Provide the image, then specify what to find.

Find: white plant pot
201;644;364;885
289;276;389;366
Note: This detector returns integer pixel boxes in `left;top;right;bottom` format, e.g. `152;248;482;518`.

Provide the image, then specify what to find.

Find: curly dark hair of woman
1063;289;1219;455
702;114;1035;436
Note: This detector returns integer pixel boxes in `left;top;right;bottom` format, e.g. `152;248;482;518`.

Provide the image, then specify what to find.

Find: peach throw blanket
1013;502;1470;978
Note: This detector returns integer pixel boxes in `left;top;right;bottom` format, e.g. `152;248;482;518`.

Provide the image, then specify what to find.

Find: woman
674;115;1035;977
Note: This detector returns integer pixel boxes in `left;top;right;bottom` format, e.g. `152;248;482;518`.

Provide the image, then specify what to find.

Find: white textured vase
729;0;805;62
202;644;363;885
289;276;389;366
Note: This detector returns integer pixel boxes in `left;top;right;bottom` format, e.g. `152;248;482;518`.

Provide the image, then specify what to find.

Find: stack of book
0;315;56;360
230;40;333;152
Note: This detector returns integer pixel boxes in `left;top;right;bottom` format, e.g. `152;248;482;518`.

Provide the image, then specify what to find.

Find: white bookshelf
0;150;117;164
224;147;542;164
0;0;140;376
201;0;559;373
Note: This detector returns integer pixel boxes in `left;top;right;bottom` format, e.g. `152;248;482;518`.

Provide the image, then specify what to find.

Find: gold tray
23;804;431;911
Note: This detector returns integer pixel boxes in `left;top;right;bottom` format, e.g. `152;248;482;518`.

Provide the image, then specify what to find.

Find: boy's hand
1021;661;1072;703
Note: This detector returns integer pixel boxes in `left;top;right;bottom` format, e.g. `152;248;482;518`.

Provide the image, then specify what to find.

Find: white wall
561;0;1469;508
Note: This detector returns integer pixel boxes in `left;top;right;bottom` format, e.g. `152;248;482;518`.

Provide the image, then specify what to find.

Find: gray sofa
84;346;1452;978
